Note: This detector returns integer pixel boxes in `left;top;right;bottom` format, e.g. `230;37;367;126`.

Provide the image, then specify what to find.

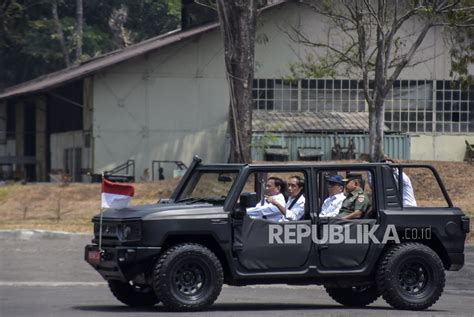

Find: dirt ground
0;160;472;240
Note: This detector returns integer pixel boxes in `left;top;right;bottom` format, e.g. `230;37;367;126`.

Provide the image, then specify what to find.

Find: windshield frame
172;166;243;206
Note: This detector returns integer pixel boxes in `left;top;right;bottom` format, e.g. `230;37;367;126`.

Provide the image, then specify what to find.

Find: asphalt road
0;231;473;317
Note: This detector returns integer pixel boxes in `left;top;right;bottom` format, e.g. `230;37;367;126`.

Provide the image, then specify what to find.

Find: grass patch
0;184;17;202
0;178;180;233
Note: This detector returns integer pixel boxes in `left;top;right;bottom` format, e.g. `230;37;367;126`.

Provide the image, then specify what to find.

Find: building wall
410;135;474;162
93;31;229;179
254;3;453;80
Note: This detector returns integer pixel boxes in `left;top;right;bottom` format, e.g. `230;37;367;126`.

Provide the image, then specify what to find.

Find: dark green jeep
85;156;469;311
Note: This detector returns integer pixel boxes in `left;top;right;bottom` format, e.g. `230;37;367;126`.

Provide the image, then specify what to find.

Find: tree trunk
374;96;385;161
216;0;257;163
368;103;377;162
51;1;70;67
75;0;83;62
368;97;385;162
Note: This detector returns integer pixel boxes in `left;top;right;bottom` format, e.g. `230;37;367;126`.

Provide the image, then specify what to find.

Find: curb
0;229;92;240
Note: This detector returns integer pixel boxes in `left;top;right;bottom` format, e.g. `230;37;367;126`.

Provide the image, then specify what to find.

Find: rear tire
376;243;445;310
325;285;379;307
153;243;223;311
108;280;160;307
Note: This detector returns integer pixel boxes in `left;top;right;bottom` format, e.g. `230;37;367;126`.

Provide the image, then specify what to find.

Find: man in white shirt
383;158;417;207
266;175;305;221
392;167;417;207
320;175;346;217
247;177;287;222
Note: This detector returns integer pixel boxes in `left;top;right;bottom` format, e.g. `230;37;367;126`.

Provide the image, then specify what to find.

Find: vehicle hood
93;203;228;221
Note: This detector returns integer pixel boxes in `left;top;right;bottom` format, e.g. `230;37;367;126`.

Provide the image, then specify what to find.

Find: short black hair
268;176;286;193
289;175;304;189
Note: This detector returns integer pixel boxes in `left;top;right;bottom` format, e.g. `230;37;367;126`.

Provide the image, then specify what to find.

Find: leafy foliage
449;26;473;88
0;0;181;89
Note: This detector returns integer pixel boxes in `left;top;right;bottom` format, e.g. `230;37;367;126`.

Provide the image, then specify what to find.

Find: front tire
325;285;379;307
376;243;445;310
108;280;160;307
153;243;223;311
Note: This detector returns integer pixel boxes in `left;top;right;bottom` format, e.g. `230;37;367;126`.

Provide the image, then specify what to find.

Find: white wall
410;134;474;161
255;3;454;80
93;31;229;179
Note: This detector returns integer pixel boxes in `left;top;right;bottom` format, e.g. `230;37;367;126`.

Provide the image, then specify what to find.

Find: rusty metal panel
252;133;410;161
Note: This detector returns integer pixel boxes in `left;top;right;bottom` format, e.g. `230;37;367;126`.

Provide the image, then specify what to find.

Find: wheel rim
171;259;209;301
398;261;430;296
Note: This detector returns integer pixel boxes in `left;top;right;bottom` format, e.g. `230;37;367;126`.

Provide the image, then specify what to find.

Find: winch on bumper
85;245;162;281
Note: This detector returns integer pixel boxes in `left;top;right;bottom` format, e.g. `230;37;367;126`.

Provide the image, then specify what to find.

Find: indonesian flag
101;178;134;209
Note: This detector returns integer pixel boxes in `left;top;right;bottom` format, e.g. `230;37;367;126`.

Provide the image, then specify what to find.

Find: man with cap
320;175;346;217
338;175;370;219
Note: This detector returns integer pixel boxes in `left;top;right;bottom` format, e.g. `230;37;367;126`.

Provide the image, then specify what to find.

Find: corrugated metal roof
252;111;390;133
0;25;218;100
0;1;287;101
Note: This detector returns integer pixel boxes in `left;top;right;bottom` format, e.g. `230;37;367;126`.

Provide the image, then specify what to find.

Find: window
254;79;298;111
237;171;307;221
384;80;434;133
253;79;474;133
401;167;449;208
316;169;375;218
178;170;239;204
431;82;474;133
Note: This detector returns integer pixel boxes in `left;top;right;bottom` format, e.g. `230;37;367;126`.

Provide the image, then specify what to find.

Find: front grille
94;222;118;240
93;221;141;241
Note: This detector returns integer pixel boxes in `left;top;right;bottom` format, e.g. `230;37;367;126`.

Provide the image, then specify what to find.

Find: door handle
210;219;227;224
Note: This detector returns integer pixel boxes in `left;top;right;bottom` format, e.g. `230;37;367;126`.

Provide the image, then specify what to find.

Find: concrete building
0;1;472;182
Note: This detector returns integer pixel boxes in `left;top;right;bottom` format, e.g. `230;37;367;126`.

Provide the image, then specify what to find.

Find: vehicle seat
363;206;375;219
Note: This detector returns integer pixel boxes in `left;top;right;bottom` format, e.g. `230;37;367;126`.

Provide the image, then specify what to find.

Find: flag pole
99;173;104;252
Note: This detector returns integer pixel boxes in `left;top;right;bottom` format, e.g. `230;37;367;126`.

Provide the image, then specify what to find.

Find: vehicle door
314;167;382;269
231;168;314;270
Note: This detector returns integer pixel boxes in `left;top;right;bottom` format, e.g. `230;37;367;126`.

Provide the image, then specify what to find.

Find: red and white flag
101;178;134;209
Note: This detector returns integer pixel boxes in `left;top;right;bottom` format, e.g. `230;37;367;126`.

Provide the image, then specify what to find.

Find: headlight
117;222;141;241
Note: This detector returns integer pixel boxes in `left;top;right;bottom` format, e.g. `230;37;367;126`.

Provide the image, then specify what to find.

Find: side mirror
240;192;257;208
218;175;233;183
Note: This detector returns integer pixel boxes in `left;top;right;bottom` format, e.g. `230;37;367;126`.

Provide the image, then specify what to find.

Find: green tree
0;0;181;89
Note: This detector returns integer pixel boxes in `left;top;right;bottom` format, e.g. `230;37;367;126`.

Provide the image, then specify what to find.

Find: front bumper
84;244;162;281
447;252;465;271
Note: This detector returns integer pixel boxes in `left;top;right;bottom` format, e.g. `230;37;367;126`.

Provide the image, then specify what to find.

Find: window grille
252;79;474;133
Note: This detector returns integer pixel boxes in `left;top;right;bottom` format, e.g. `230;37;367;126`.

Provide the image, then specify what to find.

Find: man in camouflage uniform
338;175;370;219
